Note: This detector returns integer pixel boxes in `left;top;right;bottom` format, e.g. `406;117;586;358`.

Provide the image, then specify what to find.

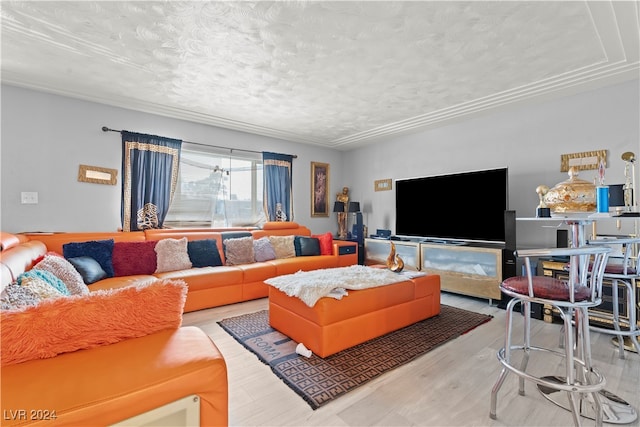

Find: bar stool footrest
537;376;638;424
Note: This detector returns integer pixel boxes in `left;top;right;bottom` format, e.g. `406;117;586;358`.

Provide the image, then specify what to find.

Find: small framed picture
375;179;392;191
560;150;607;172
311;162;330;217
78;164;117;185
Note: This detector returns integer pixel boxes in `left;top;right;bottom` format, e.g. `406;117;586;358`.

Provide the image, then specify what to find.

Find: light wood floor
183;293;640;427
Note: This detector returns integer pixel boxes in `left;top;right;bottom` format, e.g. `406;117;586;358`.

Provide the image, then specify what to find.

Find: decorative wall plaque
375;179;392;191
560;150;607;172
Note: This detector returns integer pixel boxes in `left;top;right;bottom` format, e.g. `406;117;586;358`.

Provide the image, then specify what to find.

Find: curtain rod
101;126;297;158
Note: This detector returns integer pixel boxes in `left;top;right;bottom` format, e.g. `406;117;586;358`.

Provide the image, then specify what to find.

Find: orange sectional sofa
0;232;228;426
269;273;441;357
0;223;357;426
16;222;358;312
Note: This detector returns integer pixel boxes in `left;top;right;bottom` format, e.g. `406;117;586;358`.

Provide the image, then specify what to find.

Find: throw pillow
269;235;296;259
253;237;277;262
312;232;334;256
155;237;192;273
34;254;90;295
67;256;108;284
224;237;255;265
187;239;223;268
63;239;115;278
220;231;252;265
0;283;42;311
16;269;70;296
0;279;187;366
294;236;321;256
112;241;158;276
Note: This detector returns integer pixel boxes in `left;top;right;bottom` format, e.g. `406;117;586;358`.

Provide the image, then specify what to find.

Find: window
164;144;265;228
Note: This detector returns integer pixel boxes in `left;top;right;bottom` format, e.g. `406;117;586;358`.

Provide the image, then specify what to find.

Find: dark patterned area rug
217;305;492;409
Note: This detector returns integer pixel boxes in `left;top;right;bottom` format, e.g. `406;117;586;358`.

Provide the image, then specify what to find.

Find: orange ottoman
268;273;441;358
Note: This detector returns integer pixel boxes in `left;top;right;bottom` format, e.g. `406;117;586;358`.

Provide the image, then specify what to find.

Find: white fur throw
264;265;408;307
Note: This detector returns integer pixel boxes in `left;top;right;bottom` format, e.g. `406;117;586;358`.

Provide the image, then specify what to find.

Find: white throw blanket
264;265;410;307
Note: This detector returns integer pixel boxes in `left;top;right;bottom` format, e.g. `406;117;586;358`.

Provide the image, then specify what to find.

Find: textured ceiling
1;1;639;150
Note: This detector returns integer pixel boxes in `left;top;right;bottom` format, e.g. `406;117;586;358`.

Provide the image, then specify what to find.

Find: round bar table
517;214;638;424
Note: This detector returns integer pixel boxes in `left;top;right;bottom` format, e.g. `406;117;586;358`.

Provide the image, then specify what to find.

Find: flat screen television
395;167;509;244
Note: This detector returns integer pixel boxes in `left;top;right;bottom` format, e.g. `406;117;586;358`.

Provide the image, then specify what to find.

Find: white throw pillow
155;237;192;273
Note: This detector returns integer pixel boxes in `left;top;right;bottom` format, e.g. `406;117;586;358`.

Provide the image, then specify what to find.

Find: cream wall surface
2;80;639;248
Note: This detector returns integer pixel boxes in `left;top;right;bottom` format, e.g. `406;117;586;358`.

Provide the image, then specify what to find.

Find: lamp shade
333;201;345;212
348;202;360;212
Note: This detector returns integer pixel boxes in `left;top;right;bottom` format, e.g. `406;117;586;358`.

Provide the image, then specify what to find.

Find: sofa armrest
332;241;358;267
0;240;47;289
332;240;357;256
0;326;228;426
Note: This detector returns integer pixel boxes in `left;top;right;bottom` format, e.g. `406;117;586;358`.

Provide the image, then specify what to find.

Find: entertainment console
420;242;503;301
364;238;514;304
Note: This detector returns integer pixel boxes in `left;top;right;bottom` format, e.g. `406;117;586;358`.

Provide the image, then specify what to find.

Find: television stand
364;238;504;303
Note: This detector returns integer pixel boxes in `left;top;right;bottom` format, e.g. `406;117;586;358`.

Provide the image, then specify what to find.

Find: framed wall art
78;164;117;185
375;178;392;191
560;150;607;172
311;162;330;217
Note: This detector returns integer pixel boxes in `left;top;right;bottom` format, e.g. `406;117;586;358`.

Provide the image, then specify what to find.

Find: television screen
395;167;509;244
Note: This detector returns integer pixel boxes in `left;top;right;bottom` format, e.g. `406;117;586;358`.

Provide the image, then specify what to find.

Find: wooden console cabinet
420;243;503;301
364;239;504;302
364;239;420;270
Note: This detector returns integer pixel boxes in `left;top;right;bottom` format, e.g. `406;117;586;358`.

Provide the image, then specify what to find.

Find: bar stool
586;236;640;357
490;245;611;426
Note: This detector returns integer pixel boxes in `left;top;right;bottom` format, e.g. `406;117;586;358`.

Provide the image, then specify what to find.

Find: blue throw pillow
63;239;115;278
187;239;223;268
67;256;108;284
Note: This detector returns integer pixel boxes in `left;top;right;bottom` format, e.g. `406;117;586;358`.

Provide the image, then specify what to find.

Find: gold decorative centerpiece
543;167;596;213
386;242;404;273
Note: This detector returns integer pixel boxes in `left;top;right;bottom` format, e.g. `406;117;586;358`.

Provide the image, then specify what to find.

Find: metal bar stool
490;245;611;426
587;237;640;357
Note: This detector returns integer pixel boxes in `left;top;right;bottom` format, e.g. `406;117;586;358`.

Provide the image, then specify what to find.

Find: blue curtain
121;131;182;231
262;152;293;221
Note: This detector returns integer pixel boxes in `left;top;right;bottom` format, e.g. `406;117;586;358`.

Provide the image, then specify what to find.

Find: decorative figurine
622;151;636;210
535;185;551;217
386;242;404;273
596;158;609;213
275;203;287;222
336;187;349;239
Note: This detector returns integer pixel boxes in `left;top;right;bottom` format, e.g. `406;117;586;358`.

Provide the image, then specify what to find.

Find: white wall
0;84;346;234
342;79;640;248
2;79;639;248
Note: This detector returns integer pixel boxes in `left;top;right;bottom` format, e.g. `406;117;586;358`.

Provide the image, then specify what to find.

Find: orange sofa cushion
1;279;187;366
